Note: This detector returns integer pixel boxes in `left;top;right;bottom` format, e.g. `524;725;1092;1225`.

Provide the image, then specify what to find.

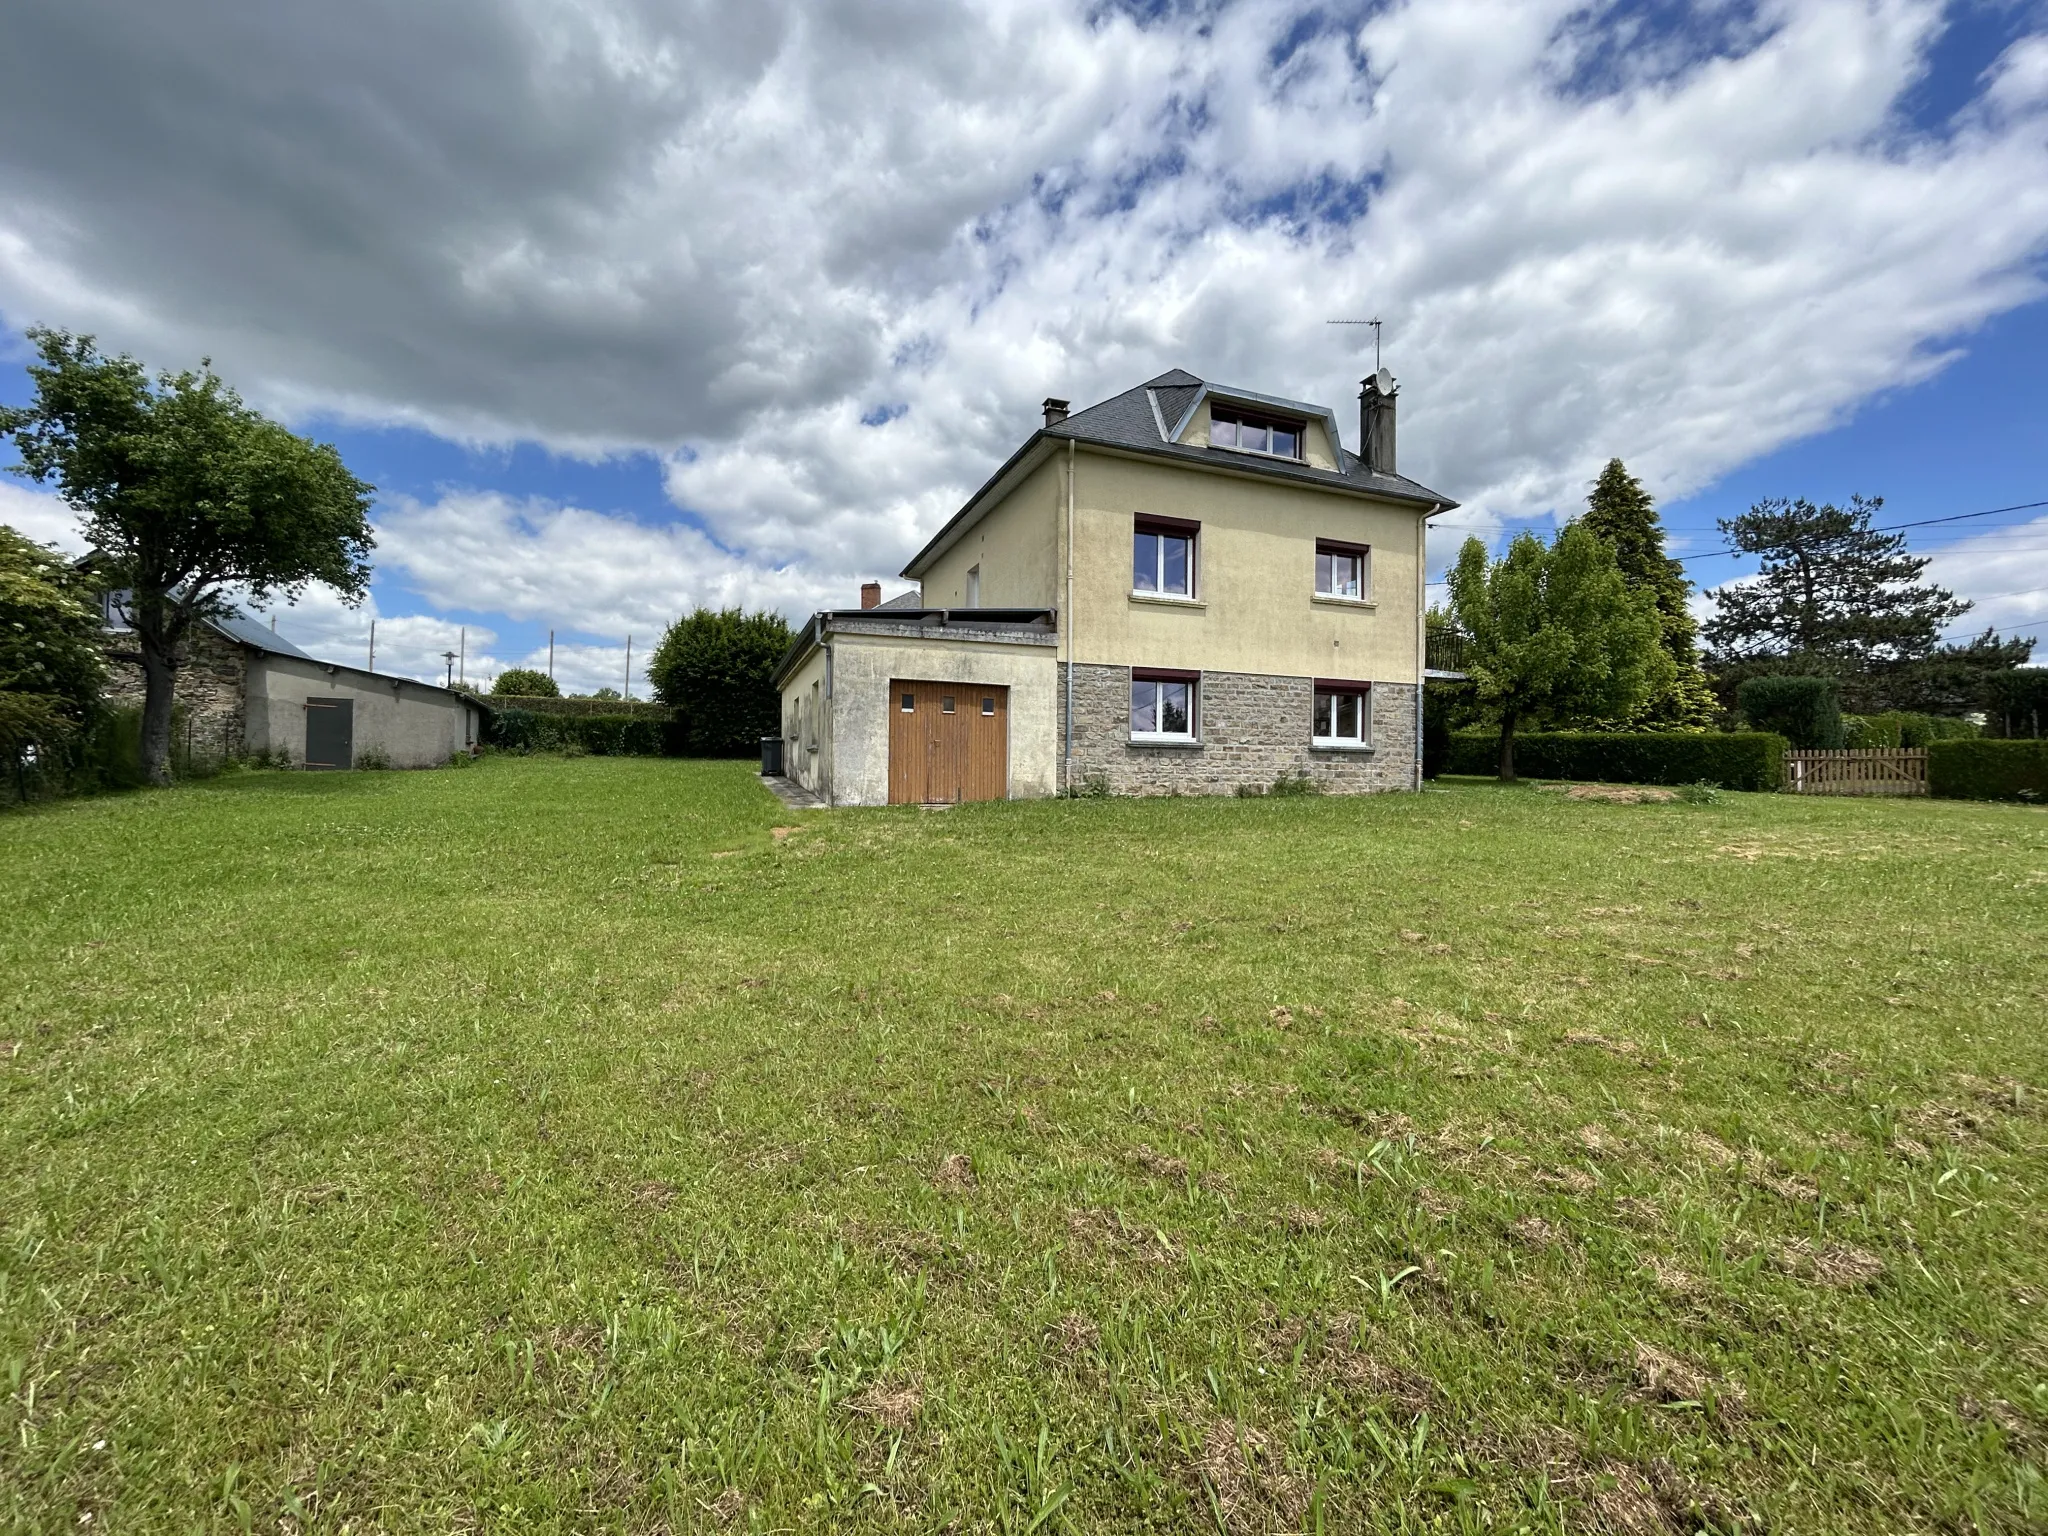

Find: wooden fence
1785;748;1928;796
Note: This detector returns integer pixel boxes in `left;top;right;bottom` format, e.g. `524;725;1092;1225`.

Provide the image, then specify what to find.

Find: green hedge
1842;711;1979;749
1736;675;1843;749
488;694;673;720
489;710;675;756
1447;730;1787;790
1928;739;2048;802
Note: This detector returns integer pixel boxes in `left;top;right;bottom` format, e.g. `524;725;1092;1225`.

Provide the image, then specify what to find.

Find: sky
1;0;2045;695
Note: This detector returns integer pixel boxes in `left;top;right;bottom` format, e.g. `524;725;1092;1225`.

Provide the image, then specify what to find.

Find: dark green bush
1446;730;1787;791
492;668;559;698
489;710;670;756
1928;739;2048;802
487;694;671;720
1982;669;2048;739
1736;675;1842;749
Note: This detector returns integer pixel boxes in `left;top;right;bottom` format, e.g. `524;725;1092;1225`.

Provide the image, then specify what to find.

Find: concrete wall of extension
246;657;483;769
789;629;1059;806
1061;664;1418;797
917;456;1064;611
779;645;832;800
1173;397;1341;472
1063;450;1426;684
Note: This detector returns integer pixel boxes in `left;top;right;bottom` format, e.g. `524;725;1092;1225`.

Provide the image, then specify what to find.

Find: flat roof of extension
771;607;1058;690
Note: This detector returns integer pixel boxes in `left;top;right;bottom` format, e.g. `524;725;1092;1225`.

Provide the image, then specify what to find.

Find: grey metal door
305;697;353;769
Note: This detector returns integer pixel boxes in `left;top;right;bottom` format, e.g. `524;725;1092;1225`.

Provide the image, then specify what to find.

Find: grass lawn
3;758;2045;1534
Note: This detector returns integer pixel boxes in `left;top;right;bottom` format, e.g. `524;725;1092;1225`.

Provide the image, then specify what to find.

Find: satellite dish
1373;367;1395;394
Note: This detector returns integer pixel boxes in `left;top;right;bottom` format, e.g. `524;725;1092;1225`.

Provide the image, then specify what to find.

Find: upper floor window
1315;540;1369;600
1209;407;1302;460
1133;516;1198;597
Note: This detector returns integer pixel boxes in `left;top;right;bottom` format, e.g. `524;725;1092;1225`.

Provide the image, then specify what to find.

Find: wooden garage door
887;681;1008;805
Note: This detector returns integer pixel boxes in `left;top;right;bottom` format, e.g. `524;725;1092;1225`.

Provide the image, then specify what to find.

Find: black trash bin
760;735;784;776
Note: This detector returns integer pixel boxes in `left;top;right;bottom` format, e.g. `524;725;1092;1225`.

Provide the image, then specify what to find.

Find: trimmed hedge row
487;694;673;720
1446;730;1788;791
1928;739;2048;802
490;710;674;755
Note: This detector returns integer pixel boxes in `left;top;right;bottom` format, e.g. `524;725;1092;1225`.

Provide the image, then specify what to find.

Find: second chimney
1359;372;1397;476
1043;397;1070;428
860;581;881;610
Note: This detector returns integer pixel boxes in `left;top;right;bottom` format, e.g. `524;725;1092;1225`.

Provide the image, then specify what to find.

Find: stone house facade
774;367;1456;806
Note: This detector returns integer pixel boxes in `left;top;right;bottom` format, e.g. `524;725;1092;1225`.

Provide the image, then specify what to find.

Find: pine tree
1579;459;1718;728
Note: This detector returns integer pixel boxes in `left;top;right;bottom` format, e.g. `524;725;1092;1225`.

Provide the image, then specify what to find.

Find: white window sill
1311;741;1375;753
1311;593;1375;609
1128;735;1202;749
1207;444;1305;466
1129;591;1205;609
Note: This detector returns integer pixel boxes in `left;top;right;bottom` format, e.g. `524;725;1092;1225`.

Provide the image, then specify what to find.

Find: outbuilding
99;596;486;770
773;592;1058;807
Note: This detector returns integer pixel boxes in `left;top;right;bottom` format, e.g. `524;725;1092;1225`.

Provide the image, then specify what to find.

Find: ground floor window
1131;669;1198;740
1313;681;1371;747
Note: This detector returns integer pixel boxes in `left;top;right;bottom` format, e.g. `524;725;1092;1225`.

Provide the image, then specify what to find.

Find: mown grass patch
3;758;2045;1532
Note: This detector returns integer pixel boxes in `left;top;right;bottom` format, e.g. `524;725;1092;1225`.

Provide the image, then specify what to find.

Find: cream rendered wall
918;458;1062;609
780;646;831;798
1067;451;1426;683
1172;399;1340;472
826;631;1058;806
245;656;481;768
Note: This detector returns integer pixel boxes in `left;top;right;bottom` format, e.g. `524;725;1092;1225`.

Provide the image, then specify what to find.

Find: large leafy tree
1579;459;1718;728
647;607;793;756
0;524;106;792
1702;494;1969;669
1446;524;1673;780
492;667;559;698
0;329;375;785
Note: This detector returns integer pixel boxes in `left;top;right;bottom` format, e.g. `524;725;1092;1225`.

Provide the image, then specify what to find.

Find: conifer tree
1580;459;1718;728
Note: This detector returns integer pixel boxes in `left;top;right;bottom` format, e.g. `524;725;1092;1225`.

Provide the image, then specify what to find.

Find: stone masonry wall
100;622;248;762
1058;663;1416;796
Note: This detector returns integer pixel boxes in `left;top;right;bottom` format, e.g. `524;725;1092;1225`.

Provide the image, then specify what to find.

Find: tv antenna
1327;318;1384;370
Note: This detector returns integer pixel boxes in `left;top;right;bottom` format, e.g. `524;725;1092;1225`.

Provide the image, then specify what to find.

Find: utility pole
368;619;376;674
548;629;555;682
624;634;632;702
458;627;466;686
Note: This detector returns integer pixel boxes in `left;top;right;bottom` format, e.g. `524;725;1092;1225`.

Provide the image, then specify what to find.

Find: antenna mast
1327;318;1384;370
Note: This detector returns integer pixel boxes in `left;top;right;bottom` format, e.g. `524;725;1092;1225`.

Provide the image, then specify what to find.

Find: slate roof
210;611;319;661
903;368;1456;577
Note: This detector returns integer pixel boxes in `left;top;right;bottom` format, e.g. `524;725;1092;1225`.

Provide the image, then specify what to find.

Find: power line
1670;497;2048;564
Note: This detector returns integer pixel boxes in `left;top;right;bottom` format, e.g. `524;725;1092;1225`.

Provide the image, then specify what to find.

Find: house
96;589;486;769
772;367;1457;805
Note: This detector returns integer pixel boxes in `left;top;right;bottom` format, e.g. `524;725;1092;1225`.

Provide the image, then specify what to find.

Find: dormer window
1209;407;1301;460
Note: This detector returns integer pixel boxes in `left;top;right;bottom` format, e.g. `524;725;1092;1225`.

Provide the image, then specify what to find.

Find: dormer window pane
1207;406;1303;461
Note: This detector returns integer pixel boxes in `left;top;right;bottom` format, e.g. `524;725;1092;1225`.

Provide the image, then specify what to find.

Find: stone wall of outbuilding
1058;663;1416;796
99;623;248;764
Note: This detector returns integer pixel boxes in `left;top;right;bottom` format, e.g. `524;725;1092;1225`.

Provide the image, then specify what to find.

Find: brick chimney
1359;370;1396;476
860;581;881;610
1043;397;1070;428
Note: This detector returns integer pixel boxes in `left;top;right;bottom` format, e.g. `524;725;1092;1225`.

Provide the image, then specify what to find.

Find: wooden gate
888;681;1008;804
1785;748;1928;796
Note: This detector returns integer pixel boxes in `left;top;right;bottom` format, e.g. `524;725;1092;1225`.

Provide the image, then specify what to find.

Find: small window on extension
942;696;956;714
900;692;915;712
981;697;995;716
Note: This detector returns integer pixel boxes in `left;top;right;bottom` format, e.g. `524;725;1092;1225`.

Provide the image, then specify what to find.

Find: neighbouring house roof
901;368;1459;578
208;611;320;662
874;589;925;611
772;607;1058;690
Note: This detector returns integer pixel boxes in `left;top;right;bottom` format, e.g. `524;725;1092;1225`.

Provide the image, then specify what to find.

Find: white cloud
1924;514;2048;643
369;489;857;632
1;0;2045;615
0;482;87;554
